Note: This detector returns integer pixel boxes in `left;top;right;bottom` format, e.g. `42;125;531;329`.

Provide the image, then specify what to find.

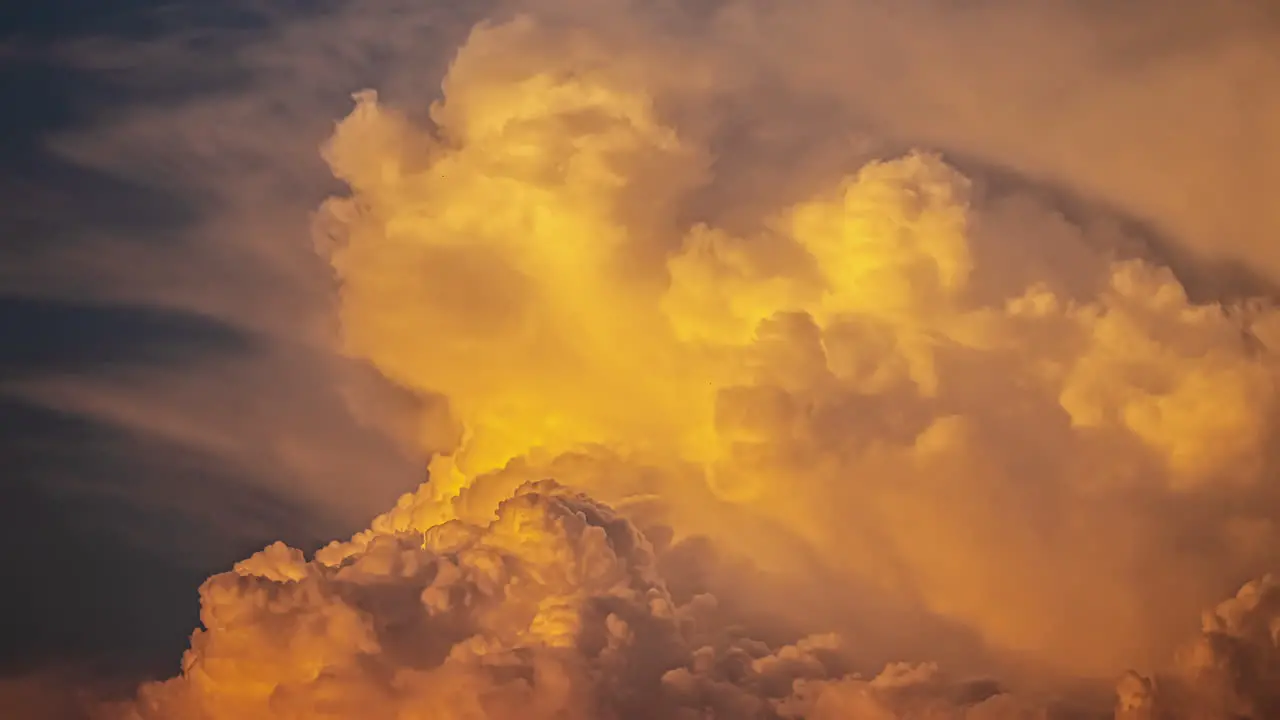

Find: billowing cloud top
97;6;1280;720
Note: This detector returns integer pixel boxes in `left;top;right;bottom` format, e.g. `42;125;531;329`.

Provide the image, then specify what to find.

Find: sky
2;1;1280;718
0;0;349;681
1;0;484;691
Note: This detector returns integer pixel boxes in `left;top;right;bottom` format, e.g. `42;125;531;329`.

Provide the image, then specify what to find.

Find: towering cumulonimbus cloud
111;7;1280;720
314;12;1280;672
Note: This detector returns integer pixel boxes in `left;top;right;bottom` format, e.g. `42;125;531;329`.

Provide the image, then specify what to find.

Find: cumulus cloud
115;480;1059;720
108;479;1280;719
1117;574;1280;719
716;0;1280;286
19;0;1280;716
299;13;1280;682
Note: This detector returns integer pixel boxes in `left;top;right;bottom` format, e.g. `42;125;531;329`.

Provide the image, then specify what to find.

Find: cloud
119;480;1064;719
110;478;1280;719
27;0;1278;532
303;13;1280;682
705;0;1280;288
15;0;1280;716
